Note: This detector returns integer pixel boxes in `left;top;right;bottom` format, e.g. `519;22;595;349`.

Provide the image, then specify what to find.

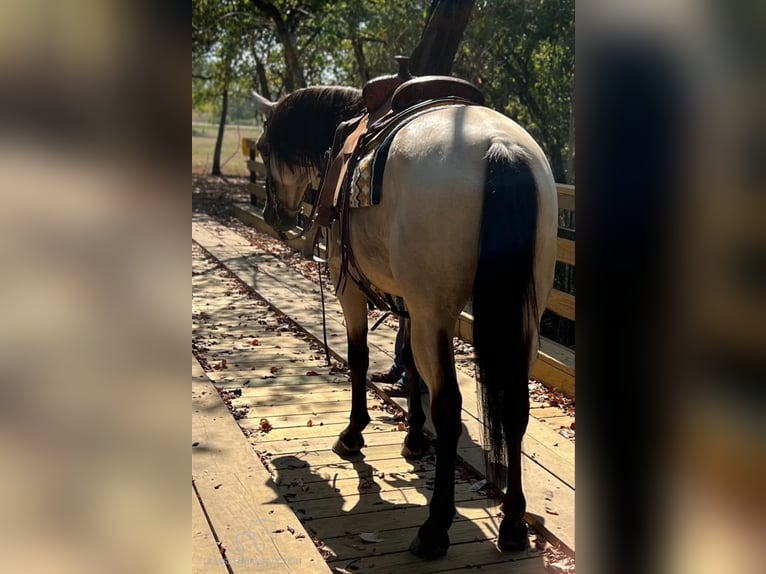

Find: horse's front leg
332;284;371;456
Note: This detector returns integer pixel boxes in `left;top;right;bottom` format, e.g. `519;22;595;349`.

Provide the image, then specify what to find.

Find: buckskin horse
251;68;558;559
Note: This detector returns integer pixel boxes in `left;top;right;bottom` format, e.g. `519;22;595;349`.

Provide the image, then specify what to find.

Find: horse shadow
264;441;528;567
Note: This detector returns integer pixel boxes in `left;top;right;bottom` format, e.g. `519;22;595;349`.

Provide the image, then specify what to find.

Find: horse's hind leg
332;284;370;456
400;317;429;458
409;326;462;559
497;385;531;551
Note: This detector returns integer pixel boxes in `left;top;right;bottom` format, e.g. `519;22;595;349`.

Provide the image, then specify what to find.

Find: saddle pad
349;151;376;208
349;99;475;210
349;124;395;208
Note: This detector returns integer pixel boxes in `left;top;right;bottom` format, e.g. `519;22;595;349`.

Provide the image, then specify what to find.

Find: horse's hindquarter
348;105;558;321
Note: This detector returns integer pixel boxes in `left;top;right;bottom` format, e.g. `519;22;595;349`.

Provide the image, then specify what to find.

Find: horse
251;84;558;559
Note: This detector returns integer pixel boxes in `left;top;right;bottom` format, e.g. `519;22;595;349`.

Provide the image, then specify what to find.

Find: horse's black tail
473;142;539;490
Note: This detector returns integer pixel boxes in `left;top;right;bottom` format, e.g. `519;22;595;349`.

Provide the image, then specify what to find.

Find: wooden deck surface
192;213;574;572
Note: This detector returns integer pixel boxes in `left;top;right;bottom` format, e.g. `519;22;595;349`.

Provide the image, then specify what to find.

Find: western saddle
301;57;484;310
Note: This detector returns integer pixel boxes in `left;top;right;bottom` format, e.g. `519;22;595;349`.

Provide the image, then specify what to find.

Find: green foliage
192;0;574;181
454;0;575;181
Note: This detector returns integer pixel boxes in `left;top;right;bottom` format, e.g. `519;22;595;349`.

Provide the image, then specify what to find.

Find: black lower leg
498;399;530;551
336;338;369;454
410;382;462;559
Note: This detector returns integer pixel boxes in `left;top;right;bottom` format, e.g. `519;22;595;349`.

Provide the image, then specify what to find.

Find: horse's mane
266;86;365;172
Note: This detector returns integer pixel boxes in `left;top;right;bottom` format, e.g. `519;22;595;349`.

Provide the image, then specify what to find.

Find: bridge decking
192;213;573;572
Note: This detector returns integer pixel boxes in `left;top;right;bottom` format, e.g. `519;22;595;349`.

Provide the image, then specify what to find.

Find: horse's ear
252;91;275;118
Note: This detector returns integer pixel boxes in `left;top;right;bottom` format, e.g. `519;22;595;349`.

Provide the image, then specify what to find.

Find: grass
192;122;261;177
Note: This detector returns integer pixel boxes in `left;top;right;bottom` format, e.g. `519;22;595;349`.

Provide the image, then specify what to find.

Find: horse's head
253;86;365;238
256;129;314;235
253;91;322;237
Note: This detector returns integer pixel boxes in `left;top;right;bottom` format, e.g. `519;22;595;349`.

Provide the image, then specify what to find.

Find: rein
316;258;332;367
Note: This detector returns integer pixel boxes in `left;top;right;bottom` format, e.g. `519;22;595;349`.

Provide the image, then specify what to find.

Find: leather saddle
301;57;484;274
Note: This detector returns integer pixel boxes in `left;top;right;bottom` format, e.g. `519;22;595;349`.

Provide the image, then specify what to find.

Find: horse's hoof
497;520;529;552
409;531;449;560
401;434;429;459
401;442;427;459
332;435;362;457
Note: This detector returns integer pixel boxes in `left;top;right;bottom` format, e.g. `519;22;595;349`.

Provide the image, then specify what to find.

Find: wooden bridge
192;148;576;573
240;142;575;399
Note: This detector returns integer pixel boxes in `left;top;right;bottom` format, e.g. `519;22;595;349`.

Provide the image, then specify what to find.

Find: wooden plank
539;338;575;373
457;312;574;396
252;415;399;442
240;410;387;431
239;385;351;403
192;486;228;573
307;501;502;539
224;205;309;253
234;397;350;417
328;541;545;574
274;469;436;504
456;442;576;550
281;482;489;522
556;237;575;266
192;356;332;574
545;289;575;321
321;516;533;562
556;184;575;212
531;357;574;399
274;457;434;487
248;181;267;199
262;442;423;469
247;159;266;176
194;214;575;553
258;428;407;456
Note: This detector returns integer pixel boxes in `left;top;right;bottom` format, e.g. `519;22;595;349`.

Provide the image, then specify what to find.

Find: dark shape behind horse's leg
400;317;429;458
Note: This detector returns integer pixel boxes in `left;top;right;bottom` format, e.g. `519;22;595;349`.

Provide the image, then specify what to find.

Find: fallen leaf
259;418;273;432
307;419;313;427
270;366;279;374
306;370;320;376
470;479;488;492
251;339;260;346
360;532;384;543
396;422;406;432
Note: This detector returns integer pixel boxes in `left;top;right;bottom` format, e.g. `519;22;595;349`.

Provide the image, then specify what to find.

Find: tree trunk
212;85;228;176
279;26;305;91
410;0;476;75
254;56;271;101
251;0;306;91
352;37;370;84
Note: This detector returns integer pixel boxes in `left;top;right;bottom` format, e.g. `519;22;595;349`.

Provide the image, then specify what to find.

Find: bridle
259;119;320;219
258;121;284;215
